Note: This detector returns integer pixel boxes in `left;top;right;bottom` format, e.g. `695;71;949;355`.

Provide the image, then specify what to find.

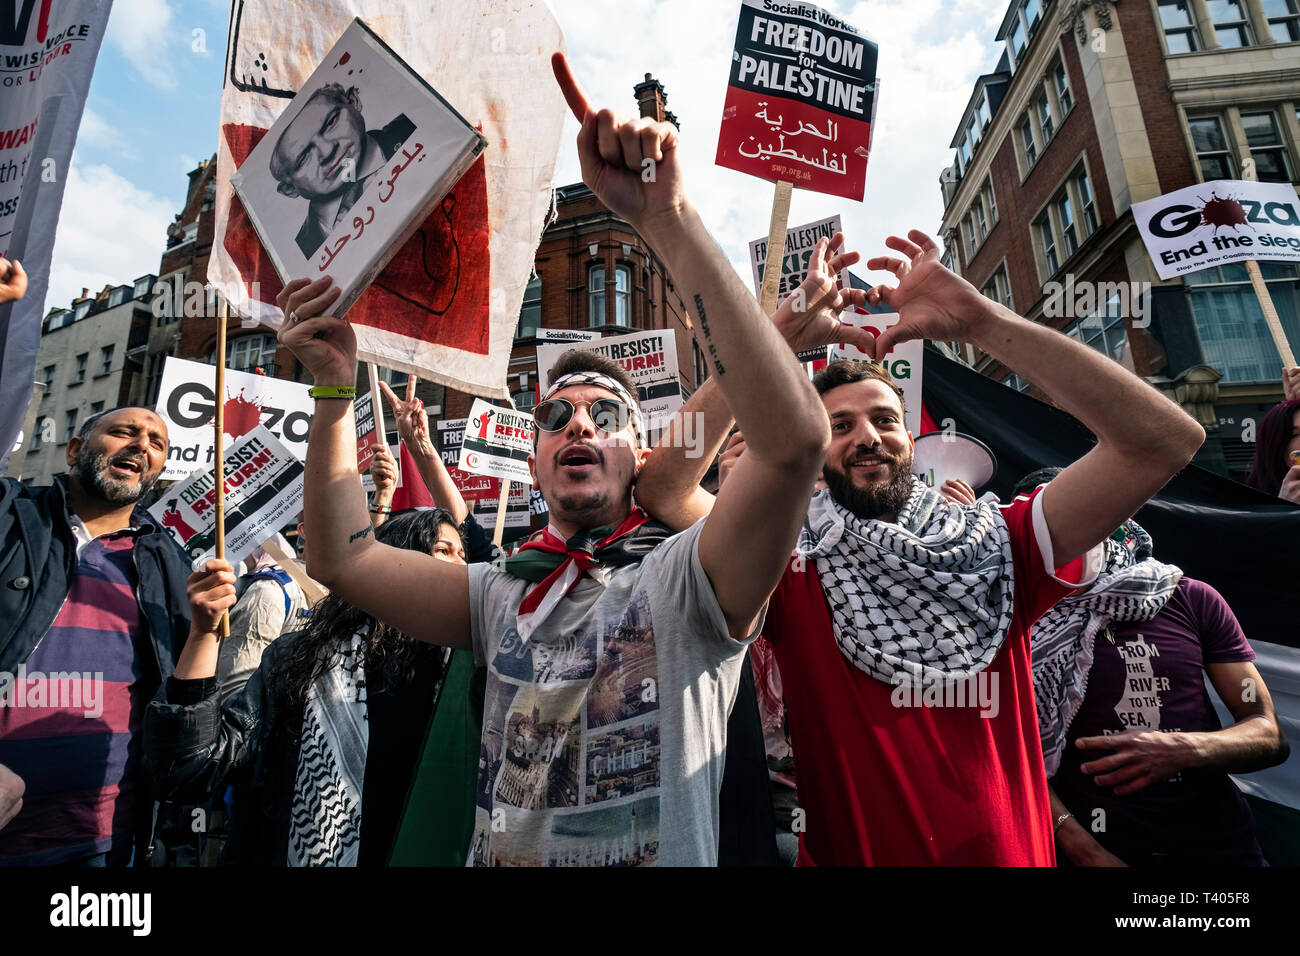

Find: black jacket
0;475;194;863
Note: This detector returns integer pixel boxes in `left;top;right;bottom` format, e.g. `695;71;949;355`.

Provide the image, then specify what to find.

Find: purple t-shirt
1052;577;1265;865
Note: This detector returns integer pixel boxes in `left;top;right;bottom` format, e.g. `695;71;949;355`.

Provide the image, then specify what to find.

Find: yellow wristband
308;385;356;401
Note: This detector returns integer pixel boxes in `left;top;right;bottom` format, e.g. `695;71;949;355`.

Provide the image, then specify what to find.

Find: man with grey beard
0;407;193;866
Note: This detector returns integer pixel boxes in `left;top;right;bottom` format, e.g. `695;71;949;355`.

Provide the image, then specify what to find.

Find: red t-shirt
765;490;1093;866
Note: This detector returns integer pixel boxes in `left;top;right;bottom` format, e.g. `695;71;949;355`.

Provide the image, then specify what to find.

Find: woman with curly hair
1245;398;1300;505
145;508;493;866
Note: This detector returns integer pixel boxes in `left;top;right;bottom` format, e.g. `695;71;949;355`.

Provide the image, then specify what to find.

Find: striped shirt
0;527;149;865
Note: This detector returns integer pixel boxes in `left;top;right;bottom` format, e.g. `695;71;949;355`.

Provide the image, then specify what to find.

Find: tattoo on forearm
693;294;726;376
349;525;373;544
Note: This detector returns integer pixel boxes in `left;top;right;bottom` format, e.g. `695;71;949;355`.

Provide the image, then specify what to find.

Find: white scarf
796;480;1015;685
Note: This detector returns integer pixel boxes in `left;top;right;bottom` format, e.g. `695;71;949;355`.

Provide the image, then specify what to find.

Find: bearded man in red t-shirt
636;229;1207;865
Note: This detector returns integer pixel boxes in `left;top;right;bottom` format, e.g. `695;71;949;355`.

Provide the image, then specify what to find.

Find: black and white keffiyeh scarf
287;632;368;867
797;479;1015;686
1031;521;1182;775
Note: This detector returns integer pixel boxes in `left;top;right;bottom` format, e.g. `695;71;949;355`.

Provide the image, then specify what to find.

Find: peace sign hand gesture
379;376;435;458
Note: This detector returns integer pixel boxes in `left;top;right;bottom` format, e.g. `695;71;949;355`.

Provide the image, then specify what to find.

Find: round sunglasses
532;397;634;435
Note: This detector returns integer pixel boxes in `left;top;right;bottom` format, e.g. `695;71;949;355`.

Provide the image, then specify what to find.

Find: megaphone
912;431;997;491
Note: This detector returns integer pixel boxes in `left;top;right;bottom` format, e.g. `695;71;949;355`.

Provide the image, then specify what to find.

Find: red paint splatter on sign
1199;192;1249;234
338;52;351;66
223;391;265;441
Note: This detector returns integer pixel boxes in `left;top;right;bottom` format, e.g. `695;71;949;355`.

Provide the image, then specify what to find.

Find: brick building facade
939;0;1300;480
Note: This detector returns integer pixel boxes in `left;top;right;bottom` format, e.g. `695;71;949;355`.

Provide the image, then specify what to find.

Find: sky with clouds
47;0;1011;315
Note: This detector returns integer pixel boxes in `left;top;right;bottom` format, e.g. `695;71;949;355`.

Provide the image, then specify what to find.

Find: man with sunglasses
270;53;829;866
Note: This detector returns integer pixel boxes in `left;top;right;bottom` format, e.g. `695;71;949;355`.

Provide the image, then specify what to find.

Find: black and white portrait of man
268;82;415;258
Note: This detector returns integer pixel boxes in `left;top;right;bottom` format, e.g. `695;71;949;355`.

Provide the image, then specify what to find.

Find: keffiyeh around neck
797;479;1015;686
1032;521;1182;776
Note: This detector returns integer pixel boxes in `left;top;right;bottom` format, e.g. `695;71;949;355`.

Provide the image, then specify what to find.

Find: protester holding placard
0;407;193;866
380;378;469;522
145;508;485;866
275;53;831;867
637;228;1208;866
1245;398;1300;506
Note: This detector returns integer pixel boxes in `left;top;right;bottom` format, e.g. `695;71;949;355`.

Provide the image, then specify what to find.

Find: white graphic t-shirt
467;520;752;866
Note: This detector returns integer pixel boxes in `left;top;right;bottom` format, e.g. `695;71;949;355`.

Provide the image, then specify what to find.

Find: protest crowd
1;48;1297;872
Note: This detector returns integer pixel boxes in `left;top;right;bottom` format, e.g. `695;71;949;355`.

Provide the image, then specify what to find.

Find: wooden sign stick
492;479;511;548
758;180;795;316
1245;260;1297;369
214;299;230;638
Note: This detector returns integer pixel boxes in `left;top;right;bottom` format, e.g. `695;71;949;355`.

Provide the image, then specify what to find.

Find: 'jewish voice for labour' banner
207;0;566;399
750;213;847;362
715;0;878;201
458;399;535;485
149;425;304;570
153;356;314;480
0;0;115;473
1132;179;1300;280
535;329;683;429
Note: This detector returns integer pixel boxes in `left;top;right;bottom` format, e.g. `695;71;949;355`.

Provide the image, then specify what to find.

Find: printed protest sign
436;417;499;502
150;426;304;569
715;0;878;201
750;214;845;299
751;213;846;362
1133;179;1300;279
829;298;922;437
535;328;600;344
459;399;535;484
355;391;378;473
536;328;683;428
154;357;314;480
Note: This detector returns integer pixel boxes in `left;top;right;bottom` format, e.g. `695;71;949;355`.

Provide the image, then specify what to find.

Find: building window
134;277;152;298
982;266;1012;308
108;288;125;308
213;333;277;375
74;302;90;322
63;409;78;444
1267;0;1300;41
31;417;44;451
1189;116;1235;179
1187;263;1300;382
1024;0;1042;31
1075;166;1099;235
377;367;409;390
958;137;972;170
99;345;114;377
1057;192;1078;257
1053;60;1072;115
984;179;998;224
963;217;977;260
1038;217;1059;275
72;353;88;384
512;388;536;412
41;365;55;390
1207;0;1254;47
1004;373;1032;393
1159;0;1202;52
1019;117;1037;167
974;196;989;242
90;401;104;415
1241;110;1292;182
614;264;632;327
1036;90;1054;142
1010;18;1027;59
1068;297;1131;363
515;274;542;339
587;263;606;326
978;96;991;131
